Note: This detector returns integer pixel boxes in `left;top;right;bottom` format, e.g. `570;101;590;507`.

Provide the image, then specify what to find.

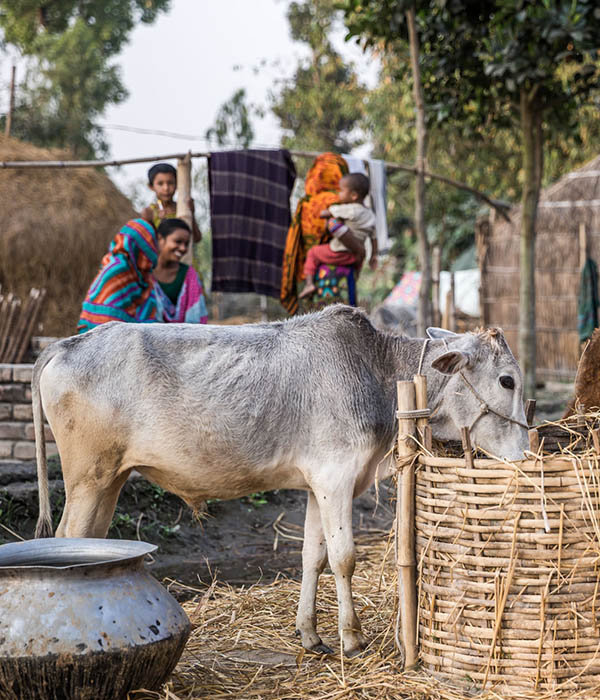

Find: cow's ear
426;327;459;340
431;350;471;375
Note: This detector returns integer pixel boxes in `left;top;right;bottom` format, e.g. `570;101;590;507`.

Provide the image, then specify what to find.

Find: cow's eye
499;375;515;390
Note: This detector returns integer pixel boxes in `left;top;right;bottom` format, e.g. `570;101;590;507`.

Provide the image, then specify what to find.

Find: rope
459;371;529;432
396;408;431;420
417;338;429;376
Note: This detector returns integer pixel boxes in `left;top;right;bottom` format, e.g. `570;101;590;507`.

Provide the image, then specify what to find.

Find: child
299;172;377;299
140;162;202;244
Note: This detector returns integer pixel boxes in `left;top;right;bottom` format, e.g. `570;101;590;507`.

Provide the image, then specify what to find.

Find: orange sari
280;153;348;315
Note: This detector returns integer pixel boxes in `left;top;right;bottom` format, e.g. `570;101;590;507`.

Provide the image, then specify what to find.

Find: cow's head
426;327;529;461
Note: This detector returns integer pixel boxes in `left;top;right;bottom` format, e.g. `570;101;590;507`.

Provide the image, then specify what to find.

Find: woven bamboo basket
396;377;600;693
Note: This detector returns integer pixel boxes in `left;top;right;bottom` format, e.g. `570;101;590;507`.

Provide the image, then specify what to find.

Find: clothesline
0;148;510;220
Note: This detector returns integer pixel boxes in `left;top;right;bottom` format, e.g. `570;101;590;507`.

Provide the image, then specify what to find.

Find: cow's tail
33;345;61;538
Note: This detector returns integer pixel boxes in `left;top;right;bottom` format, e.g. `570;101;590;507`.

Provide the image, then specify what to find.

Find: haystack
477;154;600;379
0;135;136;337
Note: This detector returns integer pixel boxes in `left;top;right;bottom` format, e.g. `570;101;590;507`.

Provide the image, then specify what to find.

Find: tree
343;0;600;397
270;0;366;153
0;1;170;157
205;88;255;149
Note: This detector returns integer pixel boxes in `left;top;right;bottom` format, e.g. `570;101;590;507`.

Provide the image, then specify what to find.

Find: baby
299;172;377;299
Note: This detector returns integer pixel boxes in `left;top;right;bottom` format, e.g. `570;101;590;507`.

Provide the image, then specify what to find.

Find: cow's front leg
314;484;368;657
296;491;333;653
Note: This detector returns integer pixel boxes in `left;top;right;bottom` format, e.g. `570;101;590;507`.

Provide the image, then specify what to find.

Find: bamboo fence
396;376;600;693
0;288;46;363
477;154;600;379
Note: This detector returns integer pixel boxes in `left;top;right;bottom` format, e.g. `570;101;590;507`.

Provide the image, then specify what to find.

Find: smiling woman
153;218;208;324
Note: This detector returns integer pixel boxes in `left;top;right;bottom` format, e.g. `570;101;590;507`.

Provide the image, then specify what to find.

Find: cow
33;305;528;656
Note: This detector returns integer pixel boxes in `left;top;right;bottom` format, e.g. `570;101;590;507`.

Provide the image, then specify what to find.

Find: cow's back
39;307;397;499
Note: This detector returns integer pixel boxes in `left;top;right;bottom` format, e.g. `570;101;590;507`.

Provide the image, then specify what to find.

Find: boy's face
150;172;176;203
338;177;360;204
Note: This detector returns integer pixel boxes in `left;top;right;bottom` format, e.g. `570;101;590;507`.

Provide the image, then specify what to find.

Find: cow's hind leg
313;481;367;657
296;491;332;654
55;442;131;538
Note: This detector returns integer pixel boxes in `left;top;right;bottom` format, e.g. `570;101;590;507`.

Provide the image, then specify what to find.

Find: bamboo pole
431;246;441;328
449;272;456;332
396;380;418;668
176;152;194;265
525;399;537;427
579;222;588;270
0;155;510;220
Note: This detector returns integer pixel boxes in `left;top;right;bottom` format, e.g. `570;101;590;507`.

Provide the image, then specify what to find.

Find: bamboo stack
0;288;46;363
396;386;600;692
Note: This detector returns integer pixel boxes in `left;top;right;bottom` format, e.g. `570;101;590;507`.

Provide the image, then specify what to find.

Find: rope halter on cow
457;369;529;432
396;338;529;432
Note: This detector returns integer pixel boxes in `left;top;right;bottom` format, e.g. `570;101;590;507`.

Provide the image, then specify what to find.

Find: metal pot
0;538;191;700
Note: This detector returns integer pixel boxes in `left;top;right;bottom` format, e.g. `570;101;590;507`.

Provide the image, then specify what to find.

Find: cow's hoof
295;629;333;655
344;645;367;658
342;632;369;658
308;642;334;655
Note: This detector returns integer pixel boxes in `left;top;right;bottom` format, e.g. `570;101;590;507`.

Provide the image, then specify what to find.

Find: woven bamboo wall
479;157;600;379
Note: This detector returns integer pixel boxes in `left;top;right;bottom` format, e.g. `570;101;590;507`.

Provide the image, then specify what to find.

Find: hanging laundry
343;154;390;253
342;154;368;176
578;257;600;343
209;150;296;297
367;159;391;253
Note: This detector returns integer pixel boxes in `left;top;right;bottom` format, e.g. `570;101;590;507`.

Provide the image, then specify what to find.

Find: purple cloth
209;150;296;297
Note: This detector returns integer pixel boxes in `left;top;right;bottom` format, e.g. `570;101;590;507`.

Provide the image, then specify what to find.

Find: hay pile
134;518;600;699
0;135;136;337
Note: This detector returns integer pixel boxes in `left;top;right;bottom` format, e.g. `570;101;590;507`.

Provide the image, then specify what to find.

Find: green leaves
270;0;366;152
0;0;170;156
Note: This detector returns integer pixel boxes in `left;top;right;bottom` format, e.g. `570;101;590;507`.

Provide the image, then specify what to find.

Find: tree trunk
519;89;542;399
5;66;16;138
406;7;431;336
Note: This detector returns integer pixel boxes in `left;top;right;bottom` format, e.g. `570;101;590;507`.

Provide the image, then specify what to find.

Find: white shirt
328;203;377;253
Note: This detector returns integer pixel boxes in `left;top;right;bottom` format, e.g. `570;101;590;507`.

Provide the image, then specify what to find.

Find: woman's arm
337;229;366;266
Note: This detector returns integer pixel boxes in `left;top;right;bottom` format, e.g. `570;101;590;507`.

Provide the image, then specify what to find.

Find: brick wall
0;364;56;461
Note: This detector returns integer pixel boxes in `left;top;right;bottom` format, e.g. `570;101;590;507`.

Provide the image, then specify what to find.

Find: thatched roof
480;154;600;378
0;135;136;337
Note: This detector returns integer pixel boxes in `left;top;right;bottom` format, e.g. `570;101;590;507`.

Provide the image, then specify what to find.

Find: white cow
33;306;528;655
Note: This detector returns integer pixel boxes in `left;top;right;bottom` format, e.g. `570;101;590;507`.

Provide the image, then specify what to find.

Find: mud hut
0;135;136;337
477;154;600;379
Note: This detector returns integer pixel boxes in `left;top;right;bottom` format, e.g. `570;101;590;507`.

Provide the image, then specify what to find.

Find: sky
97;0;379;200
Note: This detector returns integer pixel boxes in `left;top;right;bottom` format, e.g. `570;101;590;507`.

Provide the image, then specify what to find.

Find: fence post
176;151;194;265
396;380;418;668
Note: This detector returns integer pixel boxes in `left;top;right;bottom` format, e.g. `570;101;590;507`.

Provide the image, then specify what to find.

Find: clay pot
0;538;191;700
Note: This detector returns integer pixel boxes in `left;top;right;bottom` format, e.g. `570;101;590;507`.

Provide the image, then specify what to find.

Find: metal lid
0;538;157;570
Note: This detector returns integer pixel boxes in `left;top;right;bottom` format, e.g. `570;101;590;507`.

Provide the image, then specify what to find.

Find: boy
140;163;202;243
299;172;377;299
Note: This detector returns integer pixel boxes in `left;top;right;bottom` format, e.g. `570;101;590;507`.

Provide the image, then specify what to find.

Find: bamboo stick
396;380;418;668
431;247;441;327
15;288;46;363
526;399;537;427
176;152;194;265
4;289;33;363
0;151;511;220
